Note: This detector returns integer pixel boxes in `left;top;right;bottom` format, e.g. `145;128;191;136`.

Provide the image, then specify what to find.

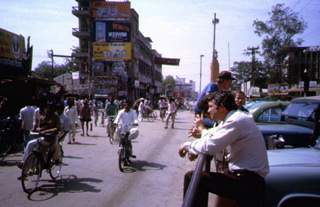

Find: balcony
72;28;90;39
72;6;89;17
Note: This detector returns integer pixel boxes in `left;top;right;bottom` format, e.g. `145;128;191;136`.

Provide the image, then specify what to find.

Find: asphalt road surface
0;110;198;207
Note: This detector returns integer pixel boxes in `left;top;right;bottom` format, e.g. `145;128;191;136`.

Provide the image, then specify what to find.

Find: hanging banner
93;42;131;61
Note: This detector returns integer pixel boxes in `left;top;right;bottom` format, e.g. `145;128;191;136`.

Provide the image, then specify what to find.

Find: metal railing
182;154;212;207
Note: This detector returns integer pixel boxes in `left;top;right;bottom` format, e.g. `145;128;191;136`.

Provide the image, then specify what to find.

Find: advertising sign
0;28;25;62
268;84;289;95
93;42;131;61
96;22;131;42
92;1;131;21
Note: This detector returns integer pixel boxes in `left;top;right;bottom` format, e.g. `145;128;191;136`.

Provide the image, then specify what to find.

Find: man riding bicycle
114;100;139;159
17;102;61;169
105;98;118;138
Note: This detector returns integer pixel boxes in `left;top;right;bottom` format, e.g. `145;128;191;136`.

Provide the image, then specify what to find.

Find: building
173;76;198;101
285;45;320;97
71;0;179;102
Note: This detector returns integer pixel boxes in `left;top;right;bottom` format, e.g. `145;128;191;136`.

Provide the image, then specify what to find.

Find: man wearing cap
194;71;235;128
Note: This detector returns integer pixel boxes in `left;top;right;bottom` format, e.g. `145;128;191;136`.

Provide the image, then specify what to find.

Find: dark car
257;96;320;148
261;140;320;207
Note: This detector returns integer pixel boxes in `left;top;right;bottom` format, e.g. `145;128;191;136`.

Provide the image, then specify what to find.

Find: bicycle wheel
21;152;41;194
118;143;125;172
147;112;156;122
49;146;63;180
0;139;12;162
109;125;114;144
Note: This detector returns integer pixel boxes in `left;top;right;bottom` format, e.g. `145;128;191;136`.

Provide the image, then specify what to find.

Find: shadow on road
71;142;96;146
27;174;103;201
121;160;167;173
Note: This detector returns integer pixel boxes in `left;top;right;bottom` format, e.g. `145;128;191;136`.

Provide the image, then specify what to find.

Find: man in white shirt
164;97;177;129
179;90;269;207
114;100;139;159
19;103;36;150
64;98;78;144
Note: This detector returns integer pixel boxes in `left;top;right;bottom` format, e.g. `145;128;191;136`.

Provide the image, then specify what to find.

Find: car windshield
282;102;318;119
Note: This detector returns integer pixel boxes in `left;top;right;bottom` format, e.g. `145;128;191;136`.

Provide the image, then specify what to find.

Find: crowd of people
2;69;270;206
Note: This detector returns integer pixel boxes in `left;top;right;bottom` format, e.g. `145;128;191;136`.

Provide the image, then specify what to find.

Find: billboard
93;42;131;61
92;1;131;21
268;84;289;95
96;22;131;42
0;28;25;62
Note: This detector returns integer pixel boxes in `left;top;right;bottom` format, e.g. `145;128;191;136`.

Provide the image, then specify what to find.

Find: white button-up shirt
114;109;138;125
184;110;269;178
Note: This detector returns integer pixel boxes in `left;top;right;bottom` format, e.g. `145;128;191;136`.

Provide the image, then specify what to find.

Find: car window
283;102;318;120
257;107;286;122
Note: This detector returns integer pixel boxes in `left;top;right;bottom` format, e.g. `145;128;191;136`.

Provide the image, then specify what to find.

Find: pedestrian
64;97;78;144
79;99;91;136
179;90;269;207
194;71;235;128
233;90;248;112
138;98;145;122
19;101;36;151
92;101;100;127
164;97;177;129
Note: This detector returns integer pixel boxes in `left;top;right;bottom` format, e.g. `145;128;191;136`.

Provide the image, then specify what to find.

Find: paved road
0;110;197;207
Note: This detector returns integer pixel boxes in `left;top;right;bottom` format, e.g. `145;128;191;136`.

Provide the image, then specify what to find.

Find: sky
1;0;320;92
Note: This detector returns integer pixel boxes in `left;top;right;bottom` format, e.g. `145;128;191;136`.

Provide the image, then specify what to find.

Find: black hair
198;90;237;112
212;90;237;111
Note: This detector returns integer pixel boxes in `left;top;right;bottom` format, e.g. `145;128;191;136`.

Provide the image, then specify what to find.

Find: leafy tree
253;3;307;83
230;60;267;90
162;75;175;96
34;58;75;80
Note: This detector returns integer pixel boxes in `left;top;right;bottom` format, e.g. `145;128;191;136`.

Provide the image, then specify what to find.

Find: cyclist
17;102;61;169
114;100;139;159
105;98;118;137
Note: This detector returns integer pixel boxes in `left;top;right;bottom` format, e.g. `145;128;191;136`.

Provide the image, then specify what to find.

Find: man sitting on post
179;90;269;207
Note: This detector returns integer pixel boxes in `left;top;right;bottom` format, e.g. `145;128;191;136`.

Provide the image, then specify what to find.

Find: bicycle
106;115;116;144
118;124;134;172
0;117;20;162
142;109;157;122
21;133;64;194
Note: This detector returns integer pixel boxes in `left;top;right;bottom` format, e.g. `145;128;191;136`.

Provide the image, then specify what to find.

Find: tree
34;58;75;80
162;75;176;96
230;60;267;90
253;3;307;83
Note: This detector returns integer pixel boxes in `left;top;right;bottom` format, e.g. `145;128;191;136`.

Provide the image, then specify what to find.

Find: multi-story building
71;0;175;102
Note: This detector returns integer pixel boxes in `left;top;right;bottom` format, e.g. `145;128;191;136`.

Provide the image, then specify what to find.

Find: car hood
267;147;320;166
257;123;312;135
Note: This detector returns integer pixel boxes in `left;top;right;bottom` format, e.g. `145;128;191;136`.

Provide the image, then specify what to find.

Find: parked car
245;101;290;123
261;139;320;207
257;96;320;148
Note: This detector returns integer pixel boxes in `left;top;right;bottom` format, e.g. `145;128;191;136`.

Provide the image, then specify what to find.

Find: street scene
0;110;197;207
1;0;320;206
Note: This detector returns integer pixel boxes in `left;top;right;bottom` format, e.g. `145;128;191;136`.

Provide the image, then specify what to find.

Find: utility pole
200;55;204;93
212;13;219;81
247;46;259;86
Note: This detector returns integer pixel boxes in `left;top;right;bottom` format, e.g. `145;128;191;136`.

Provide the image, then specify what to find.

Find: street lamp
200;55;204;93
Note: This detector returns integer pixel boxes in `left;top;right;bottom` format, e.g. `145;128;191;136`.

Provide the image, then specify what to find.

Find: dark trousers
184;170;266;207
